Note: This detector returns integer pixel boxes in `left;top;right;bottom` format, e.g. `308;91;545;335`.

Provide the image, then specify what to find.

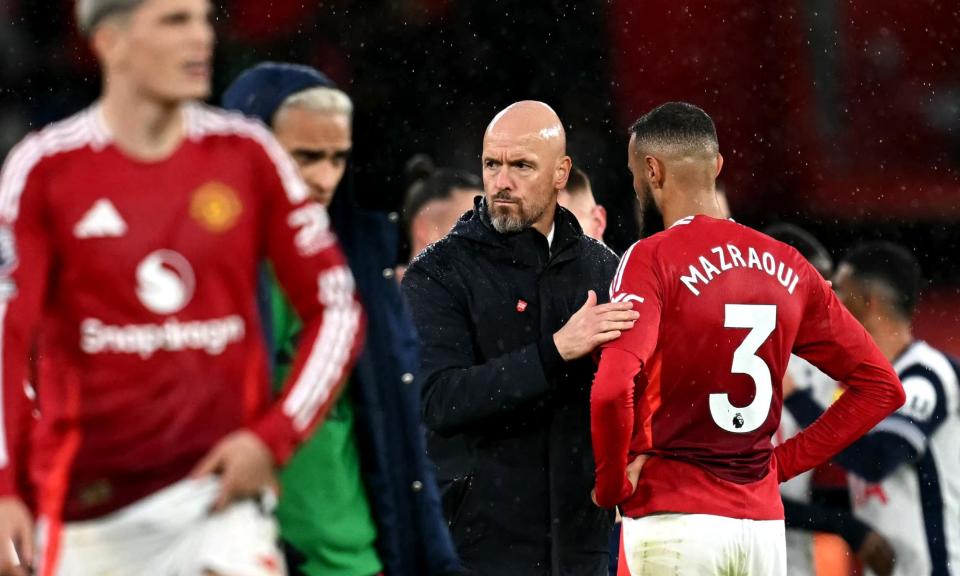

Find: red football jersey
0;104;364;521
591;215;903;520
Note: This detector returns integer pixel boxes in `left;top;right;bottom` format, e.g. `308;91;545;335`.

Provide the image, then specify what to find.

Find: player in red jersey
590;102;905;575
0;0;364;574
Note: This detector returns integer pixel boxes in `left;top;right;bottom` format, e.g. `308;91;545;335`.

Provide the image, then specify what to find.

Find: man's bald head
484;100;567;156
481;101;572;235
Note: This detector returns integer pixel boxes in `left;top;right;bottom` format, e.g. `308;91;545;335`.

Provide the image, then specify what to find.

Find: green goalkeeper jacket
269;276;381;576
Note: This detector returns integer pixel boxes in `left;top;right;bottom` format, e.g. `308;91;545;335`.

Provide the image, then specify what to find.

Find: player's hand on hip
857;530;896;576
625;454;649;493
0;497;33;576
191;430;277;512
591;454;649;507
554;290;639;361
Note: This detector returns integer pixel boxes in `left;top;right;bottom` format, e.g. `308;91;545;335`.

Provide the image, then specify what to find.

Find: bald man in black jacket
402;101;633;575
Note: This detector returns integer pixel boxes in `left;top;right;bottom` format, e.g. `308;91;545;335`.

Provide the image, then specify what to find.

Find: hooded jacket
402;197;619;576
223;62;459;576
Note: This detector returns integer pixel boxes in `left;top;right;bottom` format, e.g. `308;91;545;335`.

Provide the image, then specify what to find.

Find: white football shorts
621;513;786;576
34;476;285;576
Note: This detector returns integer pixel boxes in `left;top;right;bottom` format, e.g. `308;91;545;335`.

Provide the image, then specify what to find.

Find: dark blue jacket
330;192;460;576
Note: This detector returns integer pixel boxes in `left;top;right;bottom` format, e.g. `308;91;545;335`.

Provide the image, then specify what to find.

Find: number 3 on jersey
710;304;777;433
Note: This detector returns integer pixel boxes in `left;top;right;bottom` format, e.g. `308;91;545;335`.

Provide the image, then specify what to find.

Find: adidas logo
74;199;127;239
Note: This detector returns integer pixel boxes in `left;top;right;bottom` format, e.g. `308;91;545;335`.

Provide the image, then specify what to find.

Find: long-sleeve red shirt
591;216;904;520
0;103;365;520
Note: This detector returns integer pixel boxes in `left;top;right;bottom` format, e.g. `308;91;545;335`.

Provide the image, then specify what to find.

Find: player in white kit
767;224;896;576
790;241;960;575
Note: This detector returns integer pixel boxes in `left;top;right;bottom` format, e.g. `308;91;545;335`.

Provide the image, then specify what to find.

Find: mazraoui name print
679;244;799;297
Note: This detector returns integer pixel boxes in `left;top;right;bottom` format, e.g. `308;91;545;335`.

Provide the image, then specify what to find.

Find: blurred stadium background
1;0;957;354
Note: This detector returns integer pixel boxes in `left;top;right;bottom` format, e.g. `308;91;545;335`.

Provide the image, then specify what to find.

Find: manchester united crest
190;182;242;233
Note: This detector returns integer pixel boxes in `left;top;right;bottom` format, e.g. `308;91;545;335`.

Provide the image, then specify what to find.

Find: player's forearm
0;166;51;500
420;339;556;436
0;372;28;499
255;295;365;465
591;348;640;508
781;389;913;481
0;343;33;500
775;353;904;482
0;293;46;500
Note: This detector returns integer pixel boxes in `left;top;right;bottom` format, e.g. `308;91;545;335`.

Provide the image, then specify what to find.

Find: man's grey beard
489;202;549;234
490;212;527;233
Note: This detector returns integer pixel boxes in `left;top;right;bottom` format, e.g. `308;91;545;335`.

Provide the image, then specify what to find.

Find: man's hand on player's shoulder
554;290;639;361
191;430;277;512
0;496;32;576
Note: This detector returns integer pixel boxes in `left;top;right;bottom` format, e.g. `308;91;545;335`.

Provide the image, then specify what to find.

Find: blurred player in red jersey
590;102;905;575
0;0;365;574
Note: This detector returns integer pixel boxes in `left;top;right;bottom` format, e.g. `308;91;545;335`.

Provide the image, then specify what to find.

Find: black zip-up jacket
402;197;619;576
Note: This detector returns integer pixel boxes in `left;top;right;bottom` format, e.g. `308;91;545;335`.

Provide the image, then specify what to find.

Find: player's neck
661;190;726;228
100;83;187;162
868;317;914;362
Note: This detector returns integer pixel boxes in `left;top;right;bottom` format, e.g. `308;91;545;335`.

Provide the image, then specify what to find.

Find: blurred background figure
766;224;896;576
0;2;367;575
557;166;607;242
765;224;832;279
788;241;960;576
401;155;482;266
223;62;459;576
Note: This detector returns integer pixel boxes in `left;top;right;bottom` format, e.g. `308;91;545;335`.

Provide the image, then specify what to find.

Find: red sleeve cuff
252;409;298;466
0;471;20;500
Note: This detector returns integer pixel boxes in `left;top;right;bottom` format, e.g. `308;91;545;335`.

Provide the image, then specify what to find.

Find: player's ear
716;153;724;178
861;287;883;313
645;155;665;190
555;156;572;191
410;215;432;258
593;204;607;238
91;20;126;68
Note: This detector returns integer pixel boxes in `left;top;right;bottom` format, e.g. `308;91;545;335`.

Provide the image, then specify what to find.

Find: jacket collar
449;196;584;269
